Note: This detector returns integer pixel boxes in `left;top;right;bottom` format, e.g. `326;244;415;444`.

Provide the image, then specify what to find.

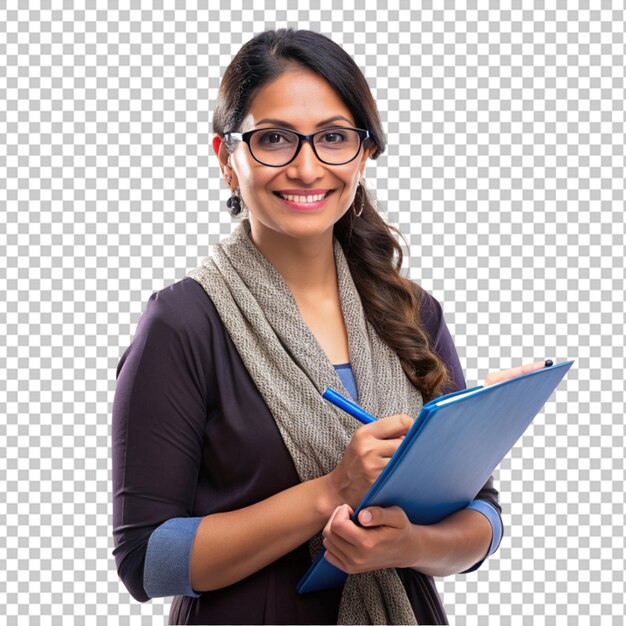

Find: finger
323;545;349;572
330;509;366;547
484;360;546;387
358;505;408;529
323;504;345;539
372;438;405;459
324;525;360;560
364;413;414;439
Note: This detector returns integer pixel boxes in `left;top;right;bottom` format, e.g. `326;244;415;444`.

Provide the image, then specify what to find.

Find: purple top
112;276;502;625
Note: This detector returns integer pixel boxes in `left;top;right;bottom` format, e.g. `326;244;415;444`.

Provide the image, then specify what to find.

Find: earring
353;181;365;218
227;187;244;216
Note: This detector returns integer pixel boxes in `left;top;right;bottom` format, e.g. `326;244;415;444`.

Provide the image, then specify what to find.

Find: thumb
323;503;353;537
358;506;406;528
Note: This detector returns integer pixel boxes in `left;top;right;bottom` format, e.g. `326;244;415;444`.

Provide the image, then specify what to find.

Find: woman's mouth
273;190;334;211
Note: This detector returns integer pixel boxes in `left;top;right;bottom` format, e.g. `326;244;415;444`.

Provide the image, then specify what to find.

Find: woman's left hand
483;359;547;387
322;503;416;573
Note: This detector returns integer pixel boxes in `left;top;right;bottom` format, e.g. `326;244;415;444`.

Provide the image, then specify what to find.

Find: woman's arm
190;474;337;591
418;286;503;572
112;282;414;599
189;414;414;592
406;508;493;576
321;503;491;576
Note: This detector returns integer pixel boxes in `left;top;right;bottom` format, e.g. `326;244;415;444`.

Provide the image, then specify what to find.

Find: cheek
333;166;361;189
233;154;275;190
232;154;251;182
346;169;362;190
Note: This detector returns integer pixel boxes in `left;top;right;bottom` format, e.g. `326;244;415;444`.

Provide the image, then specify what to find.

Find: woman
112;28;530;625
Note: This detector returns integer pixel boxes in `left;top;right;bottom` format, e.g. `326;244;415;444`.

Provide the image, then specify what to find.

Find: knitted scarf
187;218;423;625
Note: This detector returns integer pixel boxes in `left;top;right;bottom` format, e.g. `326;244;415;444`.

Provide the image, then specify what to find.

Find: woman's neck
248;223;338;301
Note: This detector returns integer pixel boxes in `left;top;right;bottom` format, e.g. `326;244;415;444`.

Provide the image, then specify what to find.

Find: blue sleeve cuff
143;517;205;598
461;500;503;573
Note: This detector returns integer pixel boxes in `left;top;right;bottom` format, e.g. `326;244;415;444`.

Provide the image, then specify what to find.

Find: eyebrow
254;115;355;129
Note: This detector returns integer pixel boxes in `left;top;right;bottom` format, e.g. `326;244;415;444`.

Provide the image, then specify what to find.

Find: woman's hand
327;414;413;509
483;359;548;387
322;503;416;573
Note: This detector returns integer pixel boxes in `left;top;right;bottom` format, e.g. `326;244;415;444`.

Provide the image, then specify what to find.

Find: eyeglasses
224;126;370;167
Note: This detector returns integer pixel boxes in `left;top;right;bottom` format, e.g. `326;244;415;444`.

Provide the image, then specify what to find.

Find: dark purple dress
112;276;500;625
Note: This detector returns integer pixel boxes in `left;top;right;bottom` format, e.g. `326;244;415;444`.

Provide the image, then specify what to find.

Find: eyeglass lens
250;128;362;166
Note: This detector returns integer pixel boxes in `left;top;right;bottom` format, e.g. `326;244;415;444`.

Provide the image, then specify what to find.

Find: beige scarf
187;218;423;624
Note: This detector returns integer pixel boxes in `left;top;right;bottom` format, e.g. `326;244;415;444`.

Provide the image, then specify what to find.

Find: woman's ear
214;135;233;169
213;135;236;187
358;145;376;177
212;134;222;158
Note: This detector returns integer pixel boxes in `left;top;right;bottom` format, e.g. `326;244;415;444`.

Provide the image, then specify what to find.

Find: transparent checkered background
1;2;624;624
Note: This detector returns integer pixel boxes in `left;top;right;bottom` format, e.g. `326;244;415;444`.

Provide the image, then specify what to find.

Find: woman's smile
273;189;335;211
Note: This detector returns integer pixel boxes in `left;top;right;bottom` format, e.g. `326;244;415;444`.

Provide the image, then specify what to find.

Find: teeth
279;192;327;203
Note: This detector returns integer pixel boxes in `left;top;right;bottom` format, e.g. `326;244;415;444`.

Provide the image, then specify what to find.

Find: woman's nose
285;139;324;181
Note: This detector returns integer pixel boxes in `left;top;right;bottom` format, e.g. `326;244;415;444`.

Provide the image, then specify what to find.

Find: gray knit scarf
187;218;423;625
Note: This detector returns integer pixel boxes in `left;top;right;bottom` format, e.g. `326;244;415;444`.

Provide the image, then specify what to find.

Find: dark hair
213;28;452;402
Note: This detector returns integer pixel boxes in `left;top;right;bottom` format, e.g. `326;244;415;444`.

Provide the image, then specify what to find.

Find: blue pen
322;387;377;424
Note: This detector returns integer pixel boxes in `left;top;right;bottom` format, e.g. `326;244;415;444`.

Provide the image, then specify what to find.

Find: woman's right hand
327;414;414;509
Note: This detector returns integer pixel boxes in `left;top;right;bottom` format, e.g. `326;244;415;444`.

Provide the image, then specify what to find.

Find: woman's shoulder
138;275;224;338
411;281;445;336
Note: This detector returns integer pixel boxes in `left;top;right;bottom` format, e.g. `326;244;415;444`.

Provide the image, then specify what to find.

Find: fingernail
361;510;372;524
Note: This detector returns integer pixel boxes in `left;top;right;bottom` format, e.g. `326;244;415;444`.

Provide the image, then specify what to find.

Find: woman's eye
322;131;345;143
260;131;291;144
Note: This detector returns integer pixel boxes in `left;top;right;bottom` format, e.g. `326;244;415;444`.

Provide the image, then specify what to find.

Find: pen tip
544;359;553;367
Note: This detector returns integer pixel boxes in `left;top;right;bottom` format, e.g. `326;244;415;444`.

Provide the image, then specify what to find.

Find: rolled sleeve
461;500;504;573
143;517;205;598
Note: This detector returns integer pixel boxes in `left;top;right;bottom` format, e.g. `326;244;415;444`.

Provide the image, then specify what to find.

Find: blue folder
297;359;574;593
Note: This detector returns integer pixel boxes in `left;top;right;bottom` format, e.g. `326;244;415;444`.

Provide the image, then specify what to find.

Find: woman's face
218;67;374;249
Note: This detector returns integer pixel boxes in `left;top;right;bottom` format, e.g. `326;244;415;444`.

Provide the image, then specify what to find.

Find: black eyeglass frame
223;126;371;167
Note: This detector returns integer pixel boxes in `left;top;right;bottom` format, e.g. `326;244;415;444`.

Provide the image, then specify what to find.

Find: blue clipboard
297;359;574;593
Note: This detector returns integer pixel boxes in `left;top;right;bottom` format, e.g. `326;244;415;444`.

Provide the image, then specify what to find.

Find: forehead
241;68;356;132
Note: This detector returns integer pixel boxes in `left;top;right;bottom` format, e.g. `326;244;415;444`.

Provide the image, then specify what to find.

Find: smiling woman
111;28;503;626
216;67;375;254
